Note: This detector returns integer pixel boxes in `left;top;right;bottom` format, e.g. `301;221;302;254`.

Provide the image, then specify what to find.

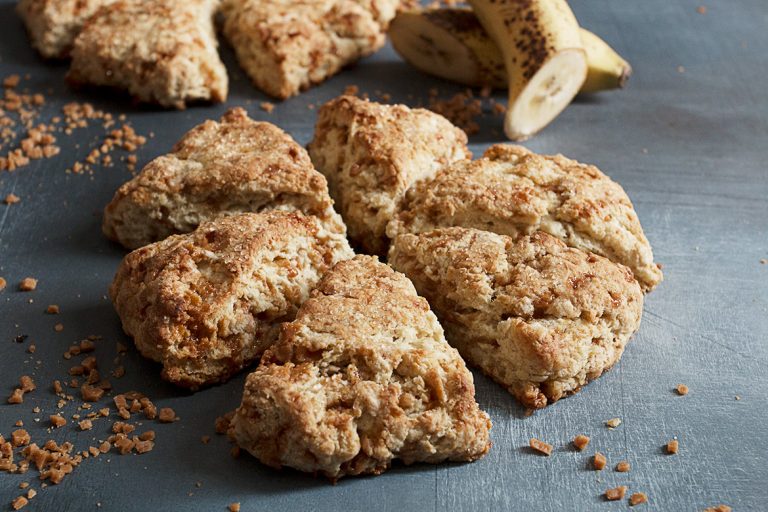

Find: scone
229;255;492;478
389;227;643;409
103;107;345;250
110;211;354;389
16;0;117;58
308;95;471;255
67;0;227;108
221;0;399;99
388;144;662;291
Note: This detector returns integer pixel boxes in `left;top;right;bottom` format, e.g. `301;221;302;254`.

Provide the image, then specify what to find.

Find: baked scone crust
103;107;345;250
110;211;354;389
388;144;662;291
67;0;227;108
230;255;492;478
389;227;644;409
221;0;399;99
16;0;116;59
308;95;471;255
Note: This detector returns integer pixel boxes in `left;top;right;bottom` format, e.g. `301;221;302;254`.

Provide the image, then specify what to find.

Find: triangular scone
308;95;471;255
110;211;354;389
67;0;227;108
103;108;345;250
389;227;643;409
16;0;117;59
221;0;399;99
388;144;662;291
229;255;492;479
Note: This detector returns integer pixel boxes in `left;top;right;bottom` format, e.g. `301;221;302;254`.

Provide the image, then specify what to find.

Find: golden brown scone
67;0;227;108
103;107;345;250
389;227;643;409
388;144;662;291
221;0;399;99
110;211;354;389
16;0;117;59
229;255;492;479
307;95;471;255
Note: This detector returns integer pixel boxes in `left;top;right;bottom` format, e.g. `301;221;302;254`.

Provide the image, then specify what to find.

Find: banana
468;0;586;140
389;8;507;89
579;28;632;93
390;8;631;94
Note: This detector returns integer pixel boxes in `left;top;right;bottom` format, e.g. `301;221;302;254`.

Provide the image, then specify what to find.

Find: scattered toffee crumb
0;277;6;291
11;496;28;510
229;503;241;512
605;417;622;428
4;193;20;205
667;439;679;454
158;407;177;423
54;323;64;332
427;89;482;135
676;384;689;395
7;389;24;404
703;506;731;512
572;434;590;451
49;415;67;428
529;438;552;456
201;436;211;444
605;486;628;501
46;304;60;314
593;452;607;470
629;492;648;506
260;102;275;113
697;6;707;14
215;412;234;434
18;278;37;291
616;461;631;472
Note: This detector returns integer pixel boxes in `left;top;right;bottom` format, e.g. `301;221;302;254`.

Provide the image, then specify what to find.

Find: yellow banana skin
390;8;632;94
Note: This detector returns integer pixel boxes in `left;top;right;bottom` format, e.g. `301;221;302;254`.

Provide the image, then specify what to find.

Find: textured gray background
1;0;767;510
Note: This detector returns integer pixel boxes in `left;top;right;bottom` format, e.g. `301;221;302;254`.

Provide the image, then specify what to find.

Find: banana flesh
390;8;632;94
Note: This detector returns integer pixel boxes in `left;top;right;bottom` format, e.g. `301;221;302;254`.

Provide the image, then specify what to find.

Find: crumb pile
0;74;146;174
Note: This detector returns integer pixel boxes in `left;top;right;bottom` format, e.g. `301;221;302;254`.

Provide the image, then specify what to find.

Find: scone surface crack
229;256;491;478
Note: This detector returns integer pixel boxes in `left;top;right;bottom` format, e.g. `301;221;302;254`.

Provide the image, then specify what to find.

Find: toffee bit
229;503;241;512
616;460;631;472
158;407;177;423
667;439;679;454
605;417;622;428
18;278;37;291
50;415;67;428
11;496;28;510
605;486;627;501
593;452;607;470
676;384;689;395
4;193;20;205
572;434;590;451
8;388;24;404
528;438;552;456
629;492;648;506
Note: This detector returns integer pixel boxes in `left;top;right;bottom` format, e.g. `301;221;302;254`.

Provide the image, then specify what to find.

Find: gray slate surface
1;0;766;510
